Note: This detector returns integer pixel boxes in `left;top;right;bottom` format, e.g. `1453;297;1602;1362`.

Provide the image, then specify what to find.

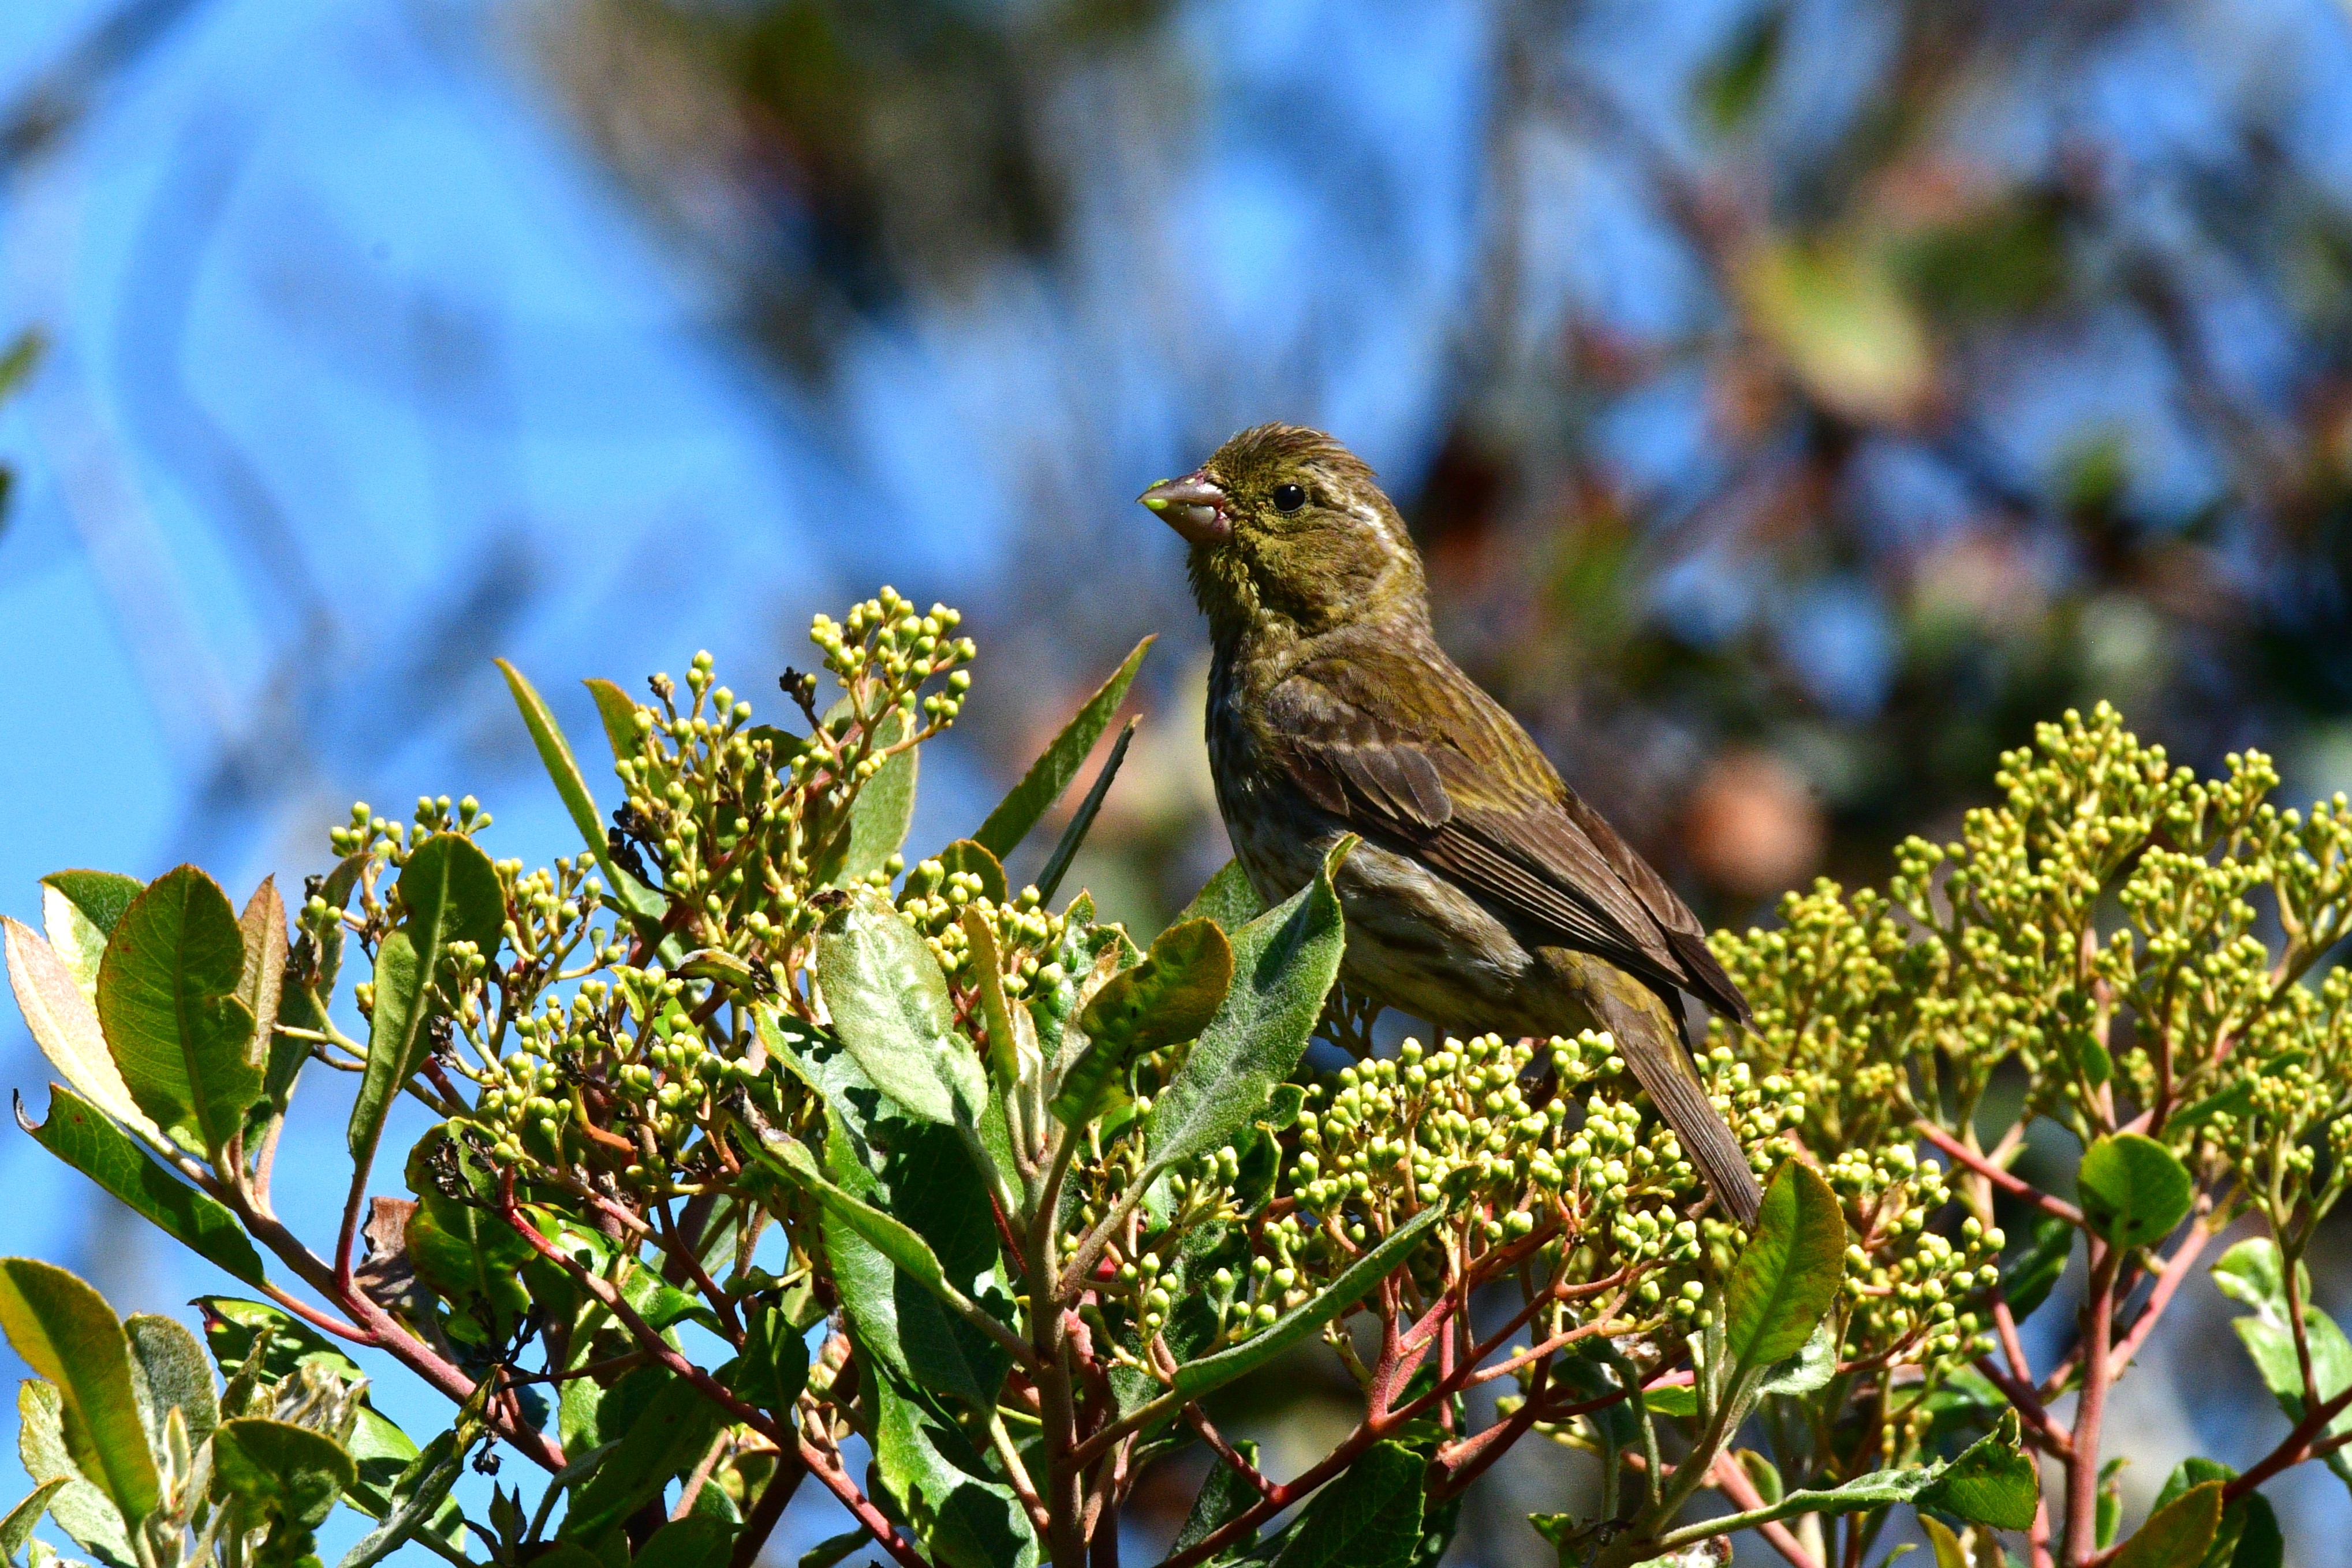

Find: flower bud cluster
806;588;976;725
896;868;1067;994
1820;1142;1999;1371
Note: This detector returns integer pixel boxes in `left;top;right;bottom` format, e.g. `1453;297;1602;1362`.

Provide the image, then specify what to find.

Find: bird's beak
1139;471;1231;545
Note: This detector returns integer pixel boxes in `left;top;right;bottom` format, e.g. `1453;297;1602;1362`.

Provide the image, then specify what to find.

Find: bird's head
1140;423;1428;644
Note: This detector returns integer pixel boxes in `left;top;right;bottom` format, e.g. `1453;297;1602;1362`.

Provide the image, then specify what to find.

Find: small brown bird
1142;423;1764;1224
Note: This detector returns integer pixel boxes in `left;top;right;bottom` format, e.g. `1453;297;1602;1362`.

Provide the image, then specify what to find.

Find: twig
1914;1121;2084;1225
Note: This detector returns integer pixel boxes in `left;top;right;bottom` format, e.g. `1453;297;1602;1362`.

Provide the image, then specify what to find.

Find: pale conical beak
1138;471;1231;545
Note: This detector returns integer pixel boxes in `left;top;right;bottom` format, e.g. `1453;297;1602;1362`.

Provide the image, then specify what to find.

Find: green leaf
742;1301;811;1417
1052;919;1234;1127
762;1024;1013;1407
234;880;288;1101
825;710;919;886
2151;1459;2281;1568
1265;1440;1423;1568
1172;1204;1448;1405
634;1517;733;1568
496;659;668;926
346;834;503;1171
936;841;1009;905
583;677;643;764
39;872;141;1000
813;890;988;1133
401;1129;535;1342
797;1528;872;1568
341;1406;425;1519
973;636;1152;860
2212;1238;2352;1491
1759;1316;1840;1397
1145;841;1350;1185
93;867;262;1155
0;1479;66;1565
2111;1480;2221;1568
122;1313;216;1456
15;1382;132;1567
1033;718;1136;904
193;1298;363;1386
2000;1211;2077;1321
1638;1382;1698;1419
744;1134;967;1320
0;1261;156;1525
17;1088;268;1289
209;1417;356;1533
1173;1439;1261;1558
2077;1133;2194;1250
871;1375;1037;1568
560;1372;729;1543
335;1429;468;1568
1920;1515;1968;1568
3;920;160;1143
1918;1414;2039;1530
1174;859;1265;935
1722;1160;1848;1378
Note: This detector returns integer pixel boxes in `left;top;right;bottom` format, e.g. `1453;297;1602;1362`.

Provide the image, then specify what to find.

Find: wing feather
1265;640;1748;1020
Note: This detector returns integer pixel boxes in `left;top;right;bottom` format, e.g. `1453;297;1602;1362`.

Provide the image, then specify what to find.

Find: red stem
1914;1121;2084;1226
2063;1242;2120;1567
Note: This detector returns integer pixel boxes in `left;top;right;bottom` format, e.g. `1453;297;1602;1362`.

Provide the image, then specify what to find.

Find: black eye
1272;483;1307;513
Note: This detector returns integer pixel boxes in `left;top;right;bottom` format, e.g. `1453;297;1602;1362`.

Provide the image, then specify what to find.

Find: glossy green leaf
961;912;1023;1089
346;833;503;1170
2001;1211;2077;1320
813;890;987;1132
341;1406;427;1520
123;1313;215;1455
1174;858;1266;935
1145;840;1349;1185
94;867;261;1155
3;920;159;1143
2077;1133;2194;1250
0;1479;66;1565
496;659;667;924
936;840;1008;905
1033;717;1135;904
17;1088;268;1289
1266;1440;1423;1568
335;1429;468;1568
2212;1238;2352;1491
1173;1439;1261;1558
210;1417;356;1532
583;677;643;764
0;1260;156;1525
401;1129;535;1343
973;634;1152;859
871;1375;1037;1568
1722;1160;1848;1377
560;1371;729;1542
38;873;141;1001
1052;919;1234;1127
1638;1381;1698;1419
634;1517;733;1568
15;1381;132;1567
1172;1203;1447;1404
2111;1480;2221;1568
1920;1515;1968;1568
1918;1414;2039;1530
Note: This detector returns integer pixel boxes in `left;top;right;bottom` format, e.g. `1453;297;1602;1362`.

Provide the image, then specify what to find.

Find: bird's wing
1266;643;1751;1023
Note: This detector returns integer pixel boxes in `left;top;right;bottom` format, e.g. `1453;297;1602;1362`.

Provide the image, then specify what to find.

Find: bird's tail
1569;959;1764;1226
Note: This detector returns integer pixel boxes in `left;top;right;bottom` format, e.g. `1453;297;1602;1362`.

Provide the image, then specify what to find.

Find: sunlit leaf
2077;1134;2193;1250
1723;1160;1847;1379
973;636;1152;860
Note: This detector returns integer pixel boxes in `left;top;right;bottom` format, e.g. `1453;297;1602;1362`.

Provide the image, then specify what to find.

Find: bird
1140;422;1764;1225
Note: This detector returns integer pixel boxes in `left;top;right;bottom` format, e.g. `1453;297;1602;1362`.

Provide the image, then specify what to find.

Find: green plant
0;590;2342;1568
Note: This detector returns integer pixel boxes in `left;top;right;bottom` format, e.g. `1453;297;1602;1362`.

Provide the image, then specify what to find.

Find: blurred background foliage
9;0;2352;1561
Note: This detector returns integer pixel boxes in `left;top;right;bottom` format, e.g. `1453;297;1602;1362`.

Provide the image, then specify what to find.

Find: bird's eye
1272;483;1307;513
